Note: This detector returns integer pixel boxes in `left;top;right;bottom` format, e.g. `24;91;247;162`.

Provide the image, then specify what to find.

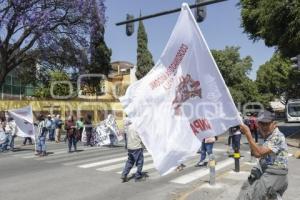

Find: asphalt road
0;123;299;200
0;138;248;200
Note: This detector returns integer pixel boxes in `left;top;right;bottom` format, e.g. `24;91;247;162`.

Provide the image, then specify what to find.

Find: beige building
0;61;136;128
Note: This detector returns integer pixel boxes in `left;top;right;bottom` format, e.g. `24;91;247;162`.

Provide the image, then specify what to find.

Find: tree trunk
0;62;8;88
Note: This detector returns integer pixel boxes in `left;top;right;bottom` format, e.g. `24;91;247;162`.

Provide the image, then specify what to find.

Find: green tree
239;0;300;57
211;46;259;105
136;19;154;80
287;69;300;100
89;0;112;76
34;71;73;99
256;53;291;101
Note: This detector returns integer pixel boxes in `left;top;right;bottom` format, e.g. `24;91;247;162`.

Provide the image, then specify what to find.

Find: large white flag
120;3;242;175
8;106;35;140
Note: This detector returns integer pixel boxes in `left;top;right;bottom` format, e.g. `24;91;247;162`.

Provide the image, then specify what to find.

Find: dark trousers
122;148;144;179
86;131;92;146
232;134;241;151
68;135;77;152
251;130;258;143
23;137;32;145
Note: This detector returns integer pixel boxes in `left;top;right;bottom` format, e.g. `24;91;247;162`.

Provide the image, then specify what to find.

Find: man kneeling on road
237;110;288;200
121;120;144;183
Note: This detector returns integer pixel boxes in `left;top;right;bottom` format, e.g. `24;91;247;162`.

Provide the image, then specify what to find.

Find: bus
286;99;300;122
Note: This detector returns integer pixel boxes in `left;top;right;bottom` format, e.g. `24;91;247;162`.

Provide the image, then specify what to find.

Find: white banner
105;114;123;141
120;3;242;175
95;122;111;146
94;115;122;146
8;106;35;140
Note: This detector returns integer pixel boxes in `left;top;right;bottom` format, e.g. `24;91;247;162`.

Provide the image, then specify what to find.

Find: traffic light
126;14;134;36
291;54;300;70
194;0;207;23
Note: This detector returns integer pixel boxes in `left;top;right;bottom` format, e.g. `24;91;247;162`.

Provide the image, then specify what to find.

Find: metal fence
0;75;35;100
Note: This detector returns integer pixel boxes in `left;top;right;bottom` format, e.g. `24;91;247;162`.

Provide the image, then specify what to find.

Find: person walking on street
76;117;84;142
6;117;17;151
227;128;234;155
121;120;145;182
237;110;288;200
84;114;93;146
195;136;216;167
46;115;55;141
0;117;9;152
65;116;77;153
55;115;63;143
229;125;242;155
36;115;47;157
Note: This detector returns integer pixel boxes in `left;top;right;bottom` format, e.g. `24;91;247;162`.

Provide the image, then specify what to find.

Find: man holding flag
120;3;241;176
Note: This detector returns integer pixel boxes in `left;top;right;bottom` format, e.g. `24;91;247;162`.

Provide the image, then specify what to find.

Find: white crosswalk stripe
7;144;238;185
170;158;234;184
78;152;151;168
96;156;153;172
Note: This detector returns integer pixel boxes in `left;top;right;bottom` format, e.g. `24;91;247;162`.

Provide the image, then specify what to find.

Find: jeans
49;129;55;141
68;135;77;152
122;148;144;179
9;135;16;150
0;135;9;152
200;142;214;162
232;134;241;151
37;136;46;152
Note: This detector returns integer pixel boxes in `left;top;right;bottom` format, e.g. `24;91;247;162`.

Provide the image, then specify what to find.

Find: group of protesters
34;113;96;156
0;112;97;155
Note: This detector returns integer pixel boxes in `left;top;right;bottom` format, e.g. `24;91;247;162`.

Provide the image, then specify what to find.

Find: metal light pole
116;0;228;26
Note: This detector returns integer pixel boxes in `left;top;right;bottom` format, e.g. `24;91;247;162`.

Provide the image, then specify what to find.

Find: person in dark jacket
65;115;77;153
85;114;93;146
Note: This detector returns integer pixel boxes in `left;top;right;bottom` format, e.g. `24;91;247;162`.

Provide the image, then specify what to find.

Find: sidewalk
178;145;300;200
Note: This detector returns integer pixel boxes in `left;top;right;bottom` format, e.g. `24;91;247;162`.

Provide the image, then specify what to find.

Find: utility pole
116;0;228;36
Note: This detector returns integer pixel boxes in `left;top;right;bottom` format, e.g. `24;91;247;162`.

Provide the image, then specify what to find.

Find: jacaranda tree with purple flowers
0;0;107;87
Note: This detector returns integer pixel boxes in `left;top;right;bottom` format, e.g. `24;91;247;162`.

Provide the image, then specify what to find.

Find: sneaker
121;175;128;183
195;161;206;167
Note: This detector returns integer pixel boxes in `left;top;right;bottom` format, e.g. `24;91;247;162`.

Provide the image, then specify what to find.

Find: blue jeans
0;135;9;152
37;136;46;152
49;129;55;141
232;134;241;151
200;142;214;162
122;148;144;179
9;135;16;150
68;135;77;152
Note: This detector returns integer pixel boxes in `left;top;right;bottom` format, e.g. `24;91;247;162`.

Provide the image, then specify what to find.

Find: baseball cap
257;110;275;123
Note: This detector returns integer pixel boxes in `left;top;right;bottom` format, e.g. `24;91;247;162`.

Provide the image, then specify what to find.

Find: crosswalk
3;143;238;185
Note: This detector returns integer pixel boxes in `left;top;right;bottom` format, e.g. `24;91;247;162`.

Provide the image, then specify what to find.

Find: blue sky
104;0;275;80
